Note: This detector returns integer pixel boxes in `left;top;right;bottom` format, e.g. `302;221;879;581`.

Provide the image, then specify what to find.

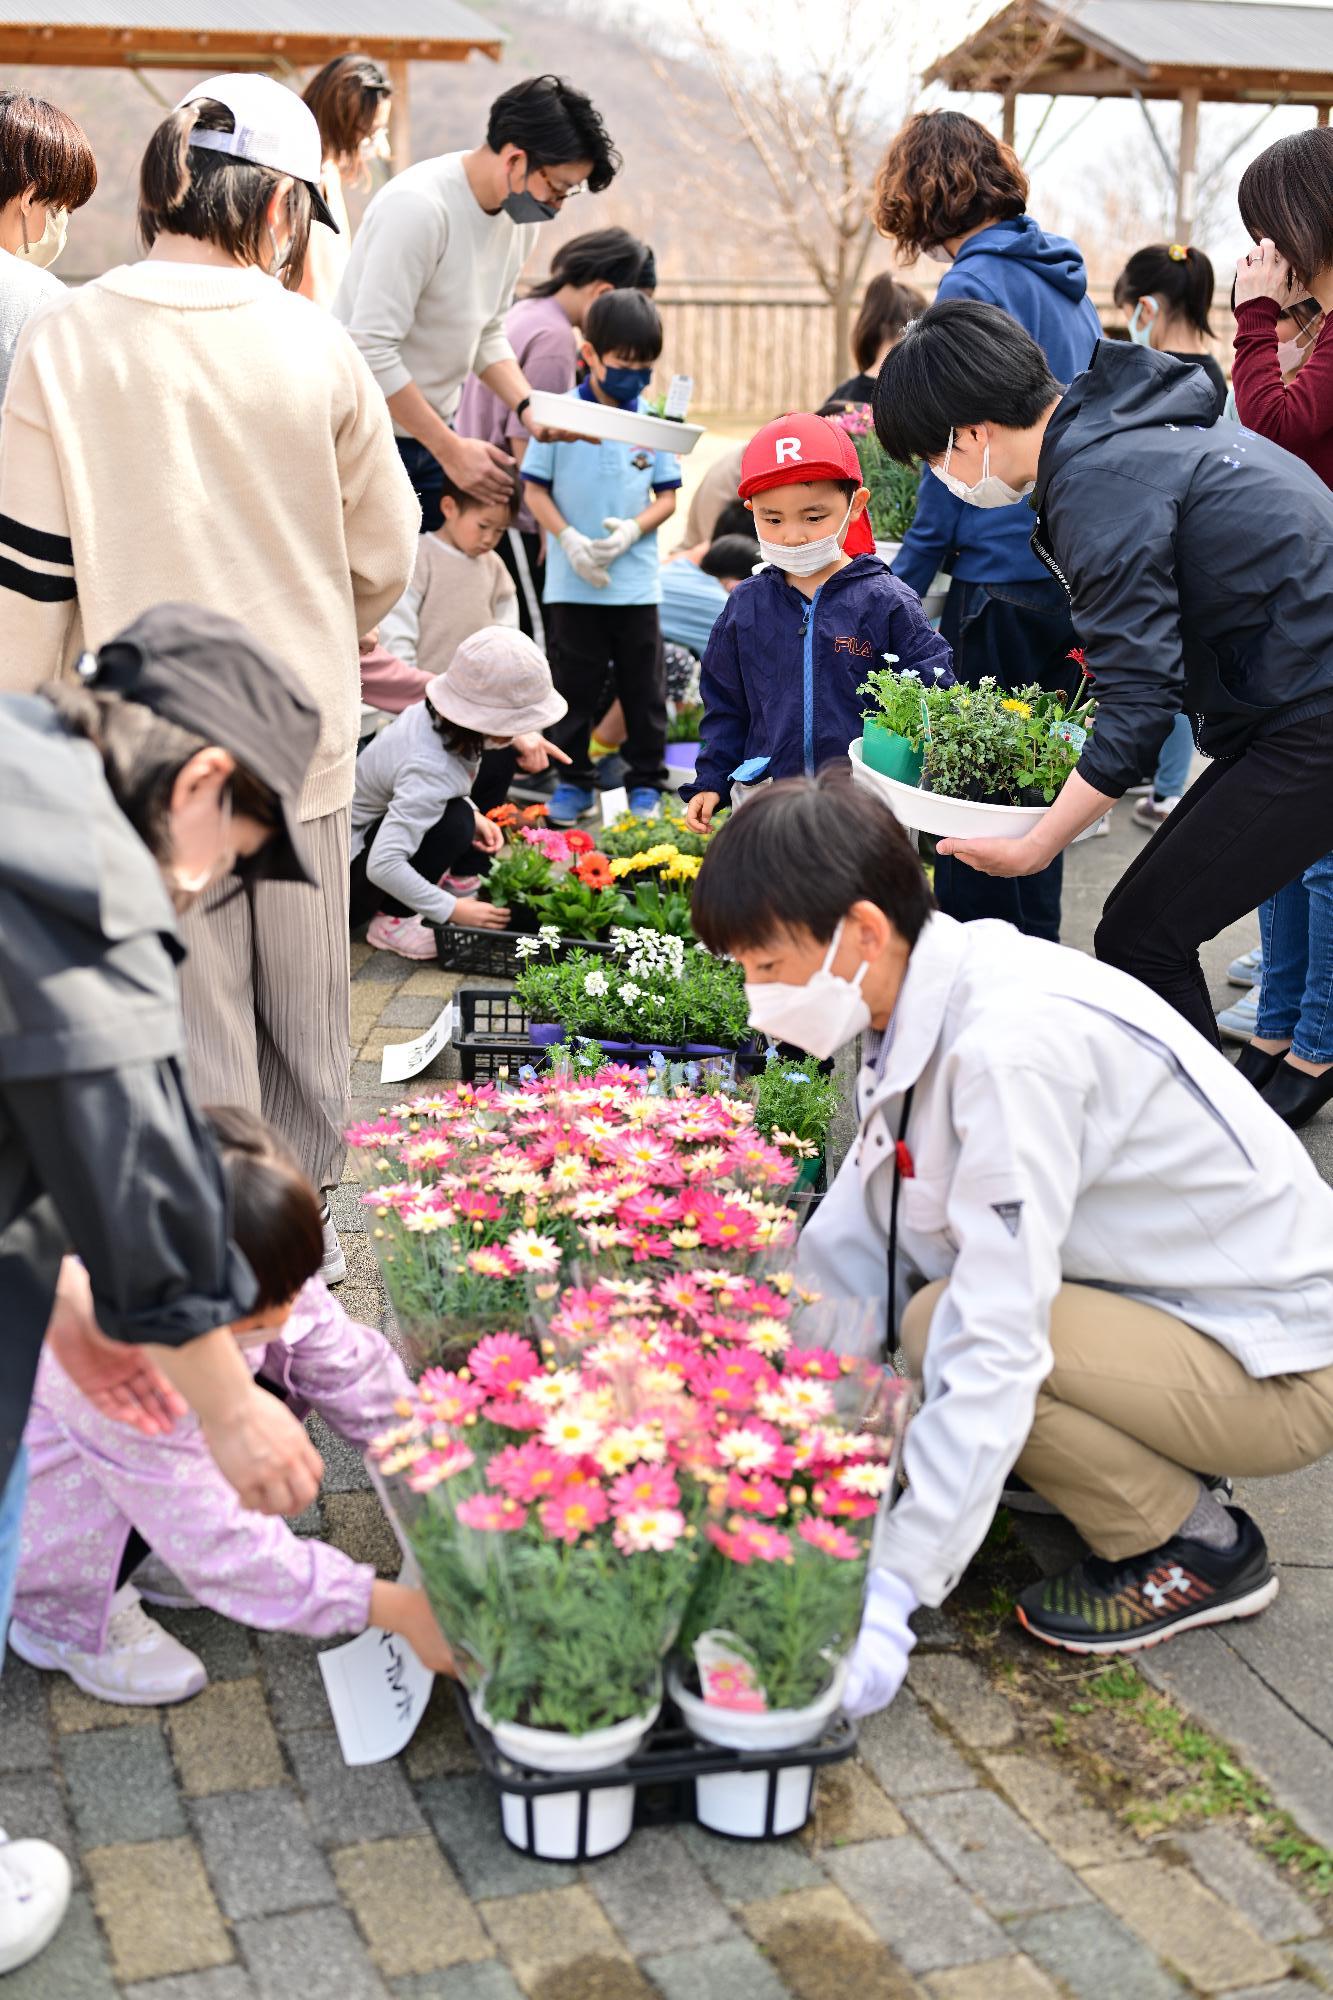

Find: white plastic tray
849;737;1049;840
526;389;704;456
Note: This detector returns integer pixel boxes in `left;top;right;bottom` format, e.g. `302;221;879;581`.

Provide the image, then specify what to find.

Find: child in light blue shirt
523;289;681;821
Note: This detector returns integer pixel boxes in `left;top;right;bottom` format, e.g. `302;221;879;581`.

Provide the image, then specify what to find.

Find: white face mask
20;203;68;269
931;427;1033;509
744;918;871;1060
167;794;236;909
755;496;855;578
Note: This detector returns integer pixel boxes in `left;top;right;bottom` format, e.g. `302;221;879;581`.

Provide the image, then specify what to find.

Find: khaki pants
177;807;351;1193
902;1280;1333;1559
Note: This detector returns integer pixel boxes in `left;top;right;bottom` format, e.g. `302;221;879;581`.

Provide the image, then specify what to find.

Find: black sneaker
1014;1507;1277;1655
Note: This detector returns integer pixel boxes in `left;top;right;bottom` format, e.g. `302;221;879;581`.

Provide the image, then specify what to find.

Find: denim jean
1256;847;1333;1062
0;1449;29;1654
395;437;442;534
1152;713;1195;800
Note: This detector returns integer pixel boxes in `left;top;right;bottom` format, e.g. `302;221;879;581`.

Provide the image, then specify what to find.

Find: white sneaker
9;1585;207;1706
0;1834;71;1975
366;911;437;961
1217;988;1261;1044
130;1553;200;1612
1133;794;1180;828
1228;945;1264;988
319;1203;347;1287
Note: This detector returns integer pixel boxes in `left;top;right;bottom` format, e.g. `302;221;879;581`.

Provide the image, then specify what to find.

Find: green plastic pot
862;719;924;785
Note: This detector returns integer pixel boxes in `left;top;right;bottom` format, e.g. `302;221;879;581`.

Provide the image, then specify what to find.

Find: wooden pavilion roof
0;2;504;67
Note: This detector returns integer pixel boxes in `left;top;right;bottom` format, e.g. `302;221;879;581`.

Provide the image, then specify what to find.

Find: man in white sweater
333;73;619;523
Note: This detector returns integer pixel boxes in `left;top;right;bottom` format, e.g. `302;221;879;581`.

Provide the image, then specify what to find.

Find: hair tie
1168;243;1188;261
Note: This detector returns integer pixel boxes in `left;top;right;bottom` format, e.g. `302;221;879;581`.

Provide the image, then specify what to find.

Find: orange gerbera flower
566;829;595;853
575;853;615;889
520;803;550;824
486;803;519;826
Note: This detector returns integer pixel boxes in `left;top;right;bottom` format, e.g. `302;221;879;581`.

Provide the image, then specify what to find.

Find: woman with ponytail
0;74;419;1270
1113;243;1227;418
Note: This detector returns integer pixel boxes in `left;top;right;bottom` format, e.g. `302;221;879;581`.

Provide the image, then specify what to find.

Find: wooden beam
1176;83;1201;242
389;57;411;175
0;26;502;66
1001;90;1017;147
1319;104;1331;127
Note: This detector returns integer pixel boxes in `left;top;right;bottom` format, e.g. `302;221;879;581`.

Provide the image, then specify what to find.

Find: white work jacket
797;912;1333;1608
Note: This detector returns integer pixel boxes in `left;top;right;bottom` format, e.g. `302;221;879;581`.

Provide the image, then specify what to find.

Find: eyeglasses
529;165;586;205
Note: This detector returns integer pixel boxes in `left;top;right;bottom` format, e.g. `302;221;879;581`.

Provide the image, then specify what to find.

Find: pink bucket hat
426;627;567;737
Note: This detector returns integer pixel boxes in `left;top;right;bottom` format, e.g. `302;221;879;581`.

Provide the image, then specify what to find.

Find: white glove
589;515;643;565
558;526;611;589
842;1568;918;1718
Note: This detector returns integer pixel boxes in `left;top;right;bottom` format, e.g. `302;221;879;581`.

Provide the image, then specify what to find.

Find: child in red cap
682;413;952;833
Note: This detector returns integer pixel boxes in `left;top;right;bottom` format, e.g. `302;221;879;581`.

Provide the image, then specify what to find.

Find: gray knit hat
426;627;567;738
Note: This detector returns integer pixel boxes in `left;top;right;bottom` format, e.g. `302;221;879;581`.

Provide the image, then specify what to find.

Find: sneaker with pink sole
365;911;437;960
439;872;482;896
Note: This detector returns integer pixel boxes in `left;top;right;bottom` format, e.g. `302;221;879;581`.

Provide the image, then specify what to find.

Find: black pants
497;526;546;643
545;601;668;792
1096;708;1333;1046
931;576;1078;944
396;437;445;533
349;796;477;925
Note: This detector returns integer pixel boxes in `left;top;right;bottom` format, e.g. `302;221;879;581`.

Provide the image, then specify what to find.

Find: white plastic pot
525;389;704;456
667;1659;846;1839
849;738;1104;845
473;1689;660;1860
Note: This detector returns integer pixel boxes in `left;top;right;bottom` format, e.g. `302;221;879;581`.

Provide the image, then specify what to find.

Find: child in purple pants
10;1107;452;1705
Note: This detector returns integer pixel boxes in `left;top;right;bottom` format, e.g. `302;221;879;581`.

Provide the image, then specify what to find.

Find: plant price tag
380;1003;452;1085
664;374;694;420
600;786;629;827
318;1624;434;1764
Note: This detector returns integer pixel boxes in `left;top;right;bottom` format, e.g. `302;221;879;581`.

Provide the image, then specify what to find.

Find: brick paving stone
908;1655;1017;1750
0;1659;51;1771
807;1758;907;1846
477;1886;634;1987
826;1835;1010;1975
402;968;460;996
0;1767;75;1859
1082;1857;1291;1992
855;1689;977;1800
676;1820;826;1904
1011;1906;1185;2000
923;1960;1061;1999
392;1969;525;2000
402;1683;479;1780
166;1682;285;1797
85;1837;232;1985
2;1888;116;2000
419;1772;577;1898
308;1414;377;1495
62;1718;187;1847
331;1835;491;1977
1177;1827;1324;1943
358;950;416;983
323;1491;403;1575
1293;1938;1333;1982
286;1726;426;1842
907;1788;1089;1918
192;1789;336;1919
236;1908;388;2000
50;1681;159;1733
123;1973;259;2000
641;1936;793;2000
740;1883;921;2000
1224;1985;1325;1999
980;1753;1138;1868
149;1609;257;1682
380;995;448;1028
590;1825;734;1956
254;1632;335;1734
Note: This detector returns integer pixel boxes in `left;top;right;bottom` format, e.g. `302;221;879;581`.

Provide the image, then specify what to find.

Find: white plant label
665;374;694;420
380;1003;452;1084
600;786;629;827
319;1624;434;1764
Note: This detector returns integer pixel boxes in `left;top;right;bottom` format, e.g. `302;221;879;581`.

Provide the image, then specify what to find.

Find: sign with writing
318;1624;434;1764
380;1002;452;1085
664;374;694;421
599;786;629;828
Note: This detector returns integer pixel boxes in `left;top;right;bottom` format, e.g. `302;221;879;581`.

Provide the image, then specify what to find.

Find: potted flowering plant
369;1332;712;1857
598;804;718;861
480;810;631;941
857;655;931;783
514;932;754;1058
752;1054;840;1194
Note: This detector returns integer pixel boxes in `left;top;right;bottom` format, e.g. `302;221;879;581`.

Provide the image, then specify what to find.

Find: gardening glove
589;516;643;565
558;525;610;589
842;1568;918;1718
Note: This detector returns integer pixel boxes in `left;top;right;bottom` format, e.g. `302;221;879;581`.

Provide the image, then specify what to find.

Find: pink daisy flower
798;1517;863;1560
483;1396;545;1432
468;1333;541;1396
344;1117;402;1148
455;1491;527;1533
487;1442;569;1502
612;1507;686;1553
539;1483;610;1544
454;1190;503;1222
696;1206;760;1251
609;1463;680;1514
416;1369;487;1423
786;1347;843;1382
724;1471;786;1516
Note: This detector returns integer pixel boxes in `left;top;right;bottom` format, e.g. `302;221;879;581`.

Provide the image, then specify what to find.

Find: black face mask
500;164;557;225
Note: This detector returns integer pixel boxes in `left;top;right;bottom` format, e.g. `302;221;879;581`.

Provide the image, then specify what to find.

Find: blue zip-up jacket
892;216;1103;596
684;555;954;801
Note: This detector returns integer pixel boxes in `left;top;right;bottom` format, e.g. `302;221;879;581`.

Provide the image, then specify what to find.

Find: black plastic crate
456;1685;857;1861
432;924;615;982
454;988;545;1081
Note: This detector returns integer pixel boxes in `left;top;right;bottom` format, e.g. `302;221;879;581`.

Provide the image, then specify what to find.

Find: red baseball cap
738;412;876;558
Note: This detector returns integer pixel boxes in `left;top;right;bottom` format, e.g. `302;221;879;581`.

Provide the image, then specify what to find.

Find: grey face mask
500;167;557;225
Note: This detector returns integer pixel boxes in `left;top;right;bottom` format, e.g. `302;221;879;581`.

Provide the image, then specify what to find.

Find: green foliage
598;808;719;859
623;876;695;937
484;839;551;912
515;938;752;1048
752;1057;839;1152
830;405;920;542
668;701;705;744
859;661;934;742
525;876;632;938
678;1534;869;1712
861;669;1096;807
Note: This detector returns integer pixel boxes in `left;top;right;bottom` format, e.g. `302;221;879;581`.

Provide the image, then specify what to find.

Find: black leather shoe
1261;1059;1333;1130
1233;1041;1287;1090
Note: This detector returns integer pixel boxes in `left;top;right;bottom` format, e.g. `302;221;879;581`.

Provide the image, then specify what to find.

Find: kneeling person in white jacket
691;773;1333;1714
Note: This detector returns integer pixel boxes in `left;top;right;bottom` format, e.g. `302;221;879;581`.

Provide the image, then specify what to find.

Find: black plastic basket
454;989;546;1081
456;1686;857;1861
432;924;616;982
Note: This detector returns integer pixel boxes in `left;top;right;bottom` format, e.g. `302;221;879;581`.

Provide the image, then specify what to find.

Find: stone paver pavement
11;806;1333;1997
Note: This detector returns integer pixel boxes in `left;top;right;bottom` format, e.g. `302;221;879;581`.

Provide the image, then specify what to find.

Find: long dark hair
1238;128;1333;290
138;97;313;290
529;225;655;298
302;55;390;169
851;272;927;373
204;1105;324;1309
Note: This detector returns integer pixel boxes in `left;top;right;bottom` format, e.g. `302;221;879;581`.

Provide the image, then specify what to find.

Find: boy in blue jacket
682;413;952;834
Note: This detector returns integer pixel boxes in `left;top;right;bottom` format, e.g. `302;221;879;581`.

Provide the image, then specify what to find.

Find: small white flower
514;935;540;960
620;981;641;1003
538;925;562;947
584;968;610;997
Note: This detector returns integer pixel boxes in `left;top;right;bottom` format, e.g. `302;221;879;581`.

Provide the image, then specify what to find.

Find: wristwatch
515;395;532;423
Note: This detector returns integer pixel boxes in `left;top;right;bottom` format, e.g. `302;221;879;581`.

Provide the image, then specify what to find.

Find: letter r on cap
775;437;802;465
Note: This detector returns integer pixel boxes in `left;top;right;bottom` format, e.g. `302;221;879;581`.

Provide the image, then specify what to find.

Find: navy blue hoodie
892;216;1102;595
685;555;954;801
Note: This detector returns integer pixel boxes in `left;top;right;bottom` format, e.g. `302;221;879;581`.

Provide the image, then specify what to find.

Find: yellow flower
1001;698;1032;717
663;853;701;882
608;856;636;878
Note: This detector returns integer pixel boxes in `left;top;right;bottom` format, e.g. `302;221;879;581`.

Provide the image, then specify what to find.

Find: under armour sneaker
9;1584;207;1705
1015;1507;1276;1655
0;1832;71;1975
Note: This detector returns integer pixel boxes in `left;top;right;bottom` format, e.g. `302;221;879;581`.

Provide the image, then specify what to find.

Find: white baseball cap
176;74;339;232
